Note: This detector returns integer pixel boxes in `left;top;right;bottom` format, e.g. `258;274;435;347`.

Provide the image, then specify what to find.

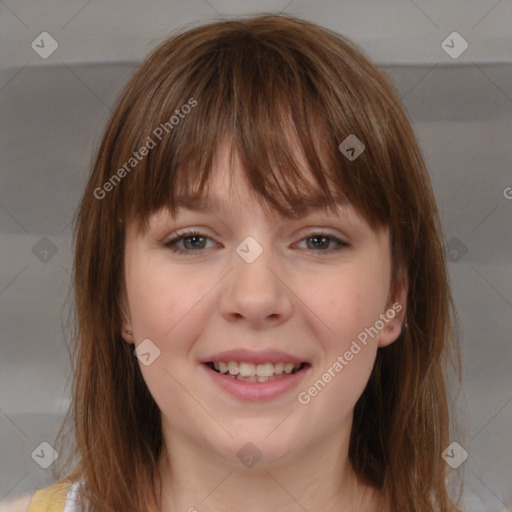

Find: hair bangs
118;24;391;236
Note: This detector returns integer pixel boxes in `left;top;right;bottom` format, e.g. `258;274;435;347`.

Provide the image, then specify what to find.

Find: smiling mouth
204;361;310;382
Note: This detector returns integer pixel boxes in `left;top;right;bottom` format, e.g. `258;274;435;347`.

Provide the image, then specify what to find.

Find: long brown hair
53;13;464;512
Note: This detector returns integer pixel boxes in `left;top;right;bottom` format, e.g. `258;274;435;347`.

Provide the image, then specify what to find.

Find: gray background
1;1;511;511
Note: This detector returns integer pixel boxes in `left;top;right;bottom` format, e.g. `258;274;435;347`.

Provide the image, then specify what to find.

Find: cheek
126;268;173;337
126;260;210;340
298;262;389;407
126;263;216;414
318;265;389;341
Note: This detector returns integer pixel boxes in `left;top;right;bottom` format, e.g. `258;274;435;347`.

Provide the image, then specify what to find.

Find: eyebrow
171;193;348;218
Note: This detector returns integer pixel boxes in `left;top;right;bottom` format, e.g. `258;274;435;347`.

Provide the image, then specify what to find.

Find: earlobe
122;327;134;344
119;287;134;344
378;282;408;348
377;317;405;348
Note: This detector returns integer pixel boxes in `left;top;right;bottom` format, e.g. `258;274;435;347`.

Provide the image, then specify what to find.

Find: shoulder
1;480;76;512
0;495;33;512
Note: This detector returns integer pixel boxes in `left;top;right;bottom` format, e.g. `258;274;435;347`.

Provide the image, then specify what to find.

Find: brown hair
54;13;464;512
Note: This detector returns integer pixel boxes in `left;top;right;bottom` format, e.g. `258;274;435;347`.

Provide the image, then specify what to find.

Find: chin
209;430;304;469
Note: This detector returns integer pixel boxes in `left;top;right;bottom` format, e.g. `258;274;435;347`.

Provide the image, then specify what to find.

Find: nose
220;240;293;329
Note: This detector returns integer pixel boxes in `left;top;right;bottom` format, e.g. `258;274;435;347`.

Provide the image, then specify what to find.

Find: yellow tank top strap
27;480;74;512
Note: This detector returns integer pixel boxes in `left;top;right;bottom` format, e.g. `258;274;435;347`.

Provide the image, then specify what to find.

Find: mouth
203;361;311;382
200;349;312;400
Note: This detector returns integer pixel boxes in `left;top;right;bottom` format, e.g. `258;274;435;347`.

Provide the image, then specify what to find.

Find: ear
378;273;408;348
119;284;134;344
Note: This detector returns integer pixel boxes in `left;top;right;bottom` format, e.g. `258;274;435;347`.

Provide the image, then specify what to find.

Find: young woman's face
121;140;406;468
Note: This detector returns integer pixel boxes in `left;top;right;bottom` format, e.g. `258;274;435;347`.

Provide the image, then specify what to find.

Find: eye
163;229;216;254
163;229;350;255
295;231;350;253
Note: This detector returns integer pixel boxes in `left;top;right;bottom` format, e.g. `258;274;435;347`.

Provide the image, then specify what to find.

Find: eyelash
164;229;350;255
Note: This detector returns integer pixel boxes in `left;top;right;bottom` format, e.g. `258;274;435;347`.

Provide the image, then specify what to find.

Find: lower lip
201;363;310;401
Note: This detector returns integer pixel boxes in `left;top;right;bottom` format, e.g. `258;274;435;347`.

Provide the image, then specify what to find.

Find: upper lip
202;349;309;365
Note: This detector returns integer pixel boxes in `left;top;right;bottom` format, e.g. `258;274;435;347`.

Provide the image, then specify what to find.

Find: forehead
172;140;349;220
131;160;388;248
170;189;350;220
146;183;367;241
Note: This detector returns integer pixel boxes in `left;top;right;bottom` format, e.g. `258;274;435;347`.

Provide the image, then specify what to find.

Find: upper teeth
213;361;301;377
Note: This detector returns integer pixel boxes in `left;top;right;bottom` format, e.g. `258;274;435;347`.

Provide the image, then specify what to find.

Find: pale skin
120;139;407;512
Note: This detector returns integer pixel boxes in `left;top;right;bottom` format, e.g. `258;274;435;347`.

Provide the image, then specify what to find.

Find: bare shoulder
0;494;33;512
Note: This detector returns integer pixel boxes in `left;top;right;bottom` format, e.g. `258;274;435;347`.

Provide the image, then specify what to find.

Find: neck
155;424;382;512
